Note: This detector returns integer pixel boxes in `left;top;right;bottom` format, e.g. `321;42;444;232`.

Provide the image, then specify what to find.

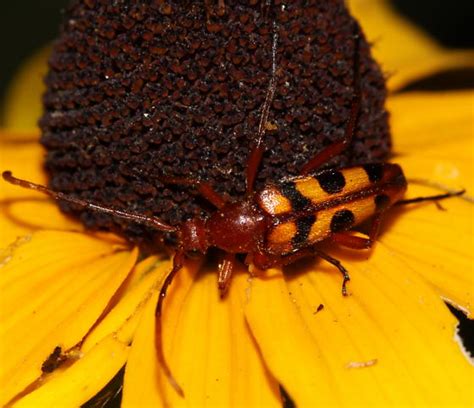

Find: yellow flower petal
122;291;168;408
122;260;199;408
241;244;473;406
1;47;49;131
384;90;474;312
381;150;473;315
389;90;474;153
12;334;129;408
236;267;337;406
0;231;137;406
82;256;172;352
348;0;474;90
0;136;44;200
0;133;85;246
13;257;173;407
123;262;281;407
381;193;473;316
398;140;472;193
0;198;84;248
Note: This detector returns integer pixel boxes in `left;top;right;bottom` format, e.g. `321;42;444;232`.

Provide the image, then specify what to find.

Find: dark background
0;0;473;100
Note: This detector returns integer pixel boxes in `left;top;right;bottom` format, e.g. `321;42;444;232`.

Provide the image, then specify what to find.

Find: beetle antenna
2;171;177;233
396;189;465;206
407;178;473;203
246;18;279;194
155;250;185;396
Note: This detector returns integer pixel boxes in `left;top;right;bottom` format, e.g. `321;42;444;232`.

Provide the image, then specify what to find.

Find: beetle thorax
206;199;267;254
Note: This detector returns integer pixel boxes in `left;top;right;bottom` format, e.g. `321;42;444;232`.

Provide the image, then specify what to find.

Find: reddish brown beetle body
205;200;267;254
178;161;407;265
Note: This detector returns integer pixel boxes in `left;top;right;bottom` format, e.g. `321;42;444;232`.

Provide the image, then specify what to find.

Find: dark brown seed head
40;0;390;244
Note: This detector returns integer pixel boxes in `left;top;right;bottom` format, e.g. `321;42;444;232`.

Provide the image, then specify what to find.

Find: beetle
2;23;463;396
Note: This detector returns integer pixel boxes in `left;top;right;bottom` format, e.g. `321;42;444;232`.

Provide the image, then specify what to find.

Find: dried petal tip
40;0;389;243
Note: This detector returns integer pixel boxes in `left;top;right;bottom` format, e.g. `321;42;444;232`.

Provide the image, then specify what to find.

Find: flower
1;0;473;406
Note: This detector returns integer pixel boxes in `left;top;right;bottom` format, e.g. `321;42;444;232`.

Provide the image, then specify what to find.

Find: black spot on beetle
316;169;346;194
280;181;312;212
292;214;316;248
330;209;355;232
363;163;384;183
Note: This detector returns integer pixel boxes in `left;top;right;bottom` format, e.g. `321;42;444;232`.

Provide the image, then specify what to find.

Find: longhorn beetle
2;22;464;396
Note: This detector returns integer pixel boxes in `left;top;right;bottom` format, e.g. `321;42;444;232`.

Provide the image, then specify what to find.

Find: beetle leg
155;249;186;397
218;253;235;298
280;249;315;266
301;31;361;175
331;210;385;250
159;175;227;209
332;189;466;249
331;232;372;249
313;249;351;296
253;249;350;296
250;251;283;270
251;248;323;268
246;144;266;196
250;249;350;295
195;181;227;209
252;248;330;269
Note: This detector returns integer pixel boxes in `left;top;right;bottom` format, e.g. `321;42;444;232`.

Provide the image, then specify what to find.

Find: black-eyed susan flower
1;0;473;407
